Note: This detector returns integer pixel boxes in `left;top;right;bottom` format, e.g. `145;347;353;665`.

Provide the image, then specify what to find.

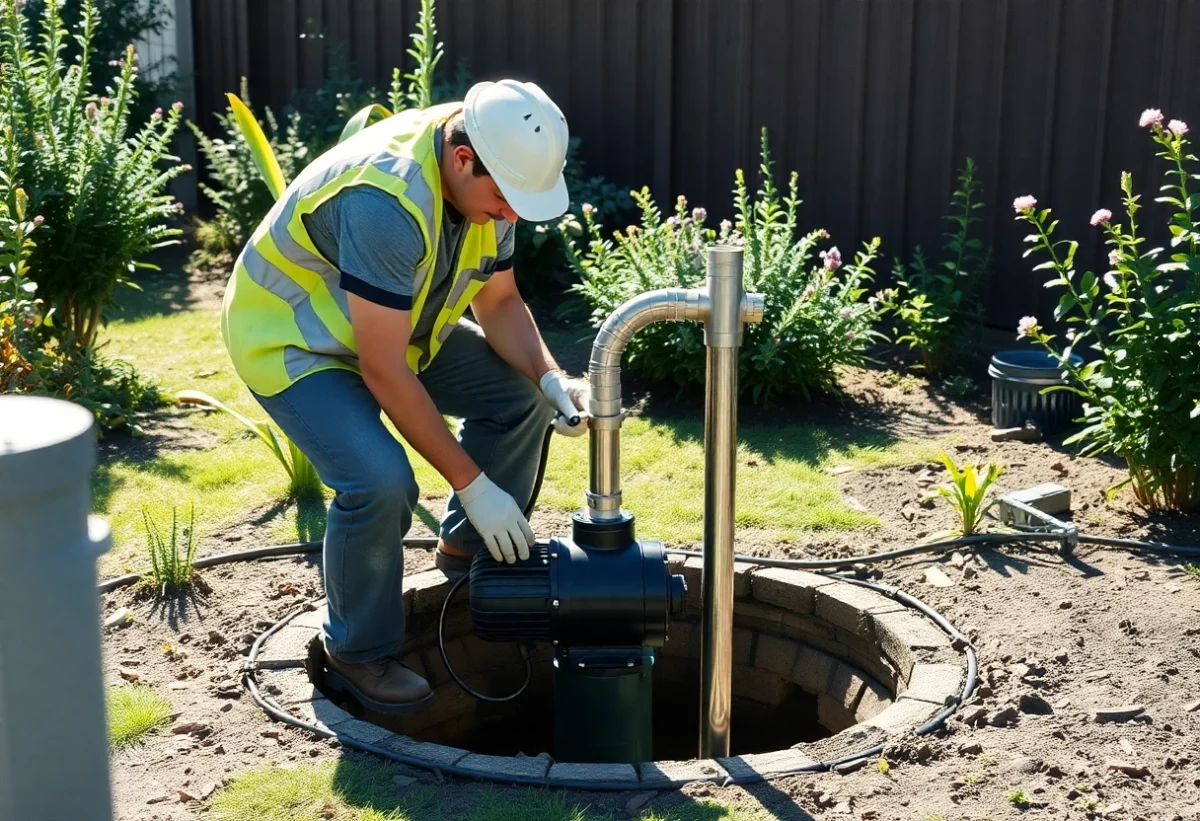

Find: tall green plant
1013;109;1200;512
878;158;991;374
0;0;189;351
188;79;309;264
928;451;1002;535
142;504;198;596
0;153;44;393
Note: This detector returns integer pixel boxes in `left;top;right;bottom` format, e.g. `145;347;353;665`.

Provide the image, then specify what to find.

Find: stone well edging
248;554;972;787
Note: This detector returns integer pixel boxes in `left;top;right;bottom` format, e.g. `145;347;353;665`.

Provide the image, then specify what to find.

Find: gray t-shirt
302;130;516;341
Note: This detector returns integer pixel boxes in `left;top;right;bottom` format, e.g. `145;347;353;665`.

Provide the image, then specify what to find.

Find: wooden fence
191;0;1200;330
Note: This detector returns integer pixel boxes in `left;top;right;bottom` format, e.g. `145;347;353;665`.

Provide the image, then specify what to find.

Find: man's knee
350;452;418;510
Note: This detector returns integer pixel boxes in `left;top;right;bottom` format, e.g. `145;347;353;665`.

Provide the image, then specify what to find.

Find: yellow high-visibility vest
220;102;500;397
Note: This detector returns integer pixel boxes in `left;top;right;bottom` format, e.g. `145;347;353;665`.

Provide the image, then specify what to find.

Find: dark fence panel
191;0;1200;330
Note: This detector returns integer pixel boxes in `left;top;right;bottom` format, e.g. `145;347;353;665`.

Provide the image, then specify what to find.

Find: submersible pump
460;246;763;763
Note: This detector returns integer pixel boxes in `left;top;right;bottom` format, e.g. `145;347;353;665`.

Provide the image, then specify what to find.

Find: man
219;79;591;714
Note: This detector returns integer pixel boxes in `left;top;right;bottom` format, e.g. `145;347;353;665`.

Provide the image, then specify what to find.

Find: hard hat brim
495;171;569;223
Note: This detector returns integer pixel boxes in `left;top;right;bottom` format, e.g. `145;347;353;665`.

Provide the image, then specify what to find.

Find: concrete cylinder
0;396;114;821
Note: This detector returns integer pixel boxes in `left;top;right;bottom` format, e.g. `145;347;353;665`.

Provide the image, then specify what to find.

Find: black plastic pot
988;349;1083;432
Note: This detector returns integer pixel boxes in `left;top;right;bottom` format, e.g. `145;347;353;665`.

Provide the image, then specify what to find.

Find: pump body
467;512;686;763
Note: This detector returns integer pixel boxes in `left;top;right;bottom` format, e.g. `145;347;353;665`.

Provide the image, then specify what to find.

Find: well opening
256;554;967;781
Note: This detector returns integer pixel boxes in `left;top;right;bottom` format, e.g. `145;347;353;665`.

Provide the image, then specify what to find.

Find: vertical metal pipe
699;246;745;758
0;396;114;821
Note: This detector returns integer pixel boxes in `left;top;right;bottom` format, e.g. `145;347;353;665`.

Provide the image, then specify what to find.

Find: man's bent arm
348;294;480;491
470;268;562;383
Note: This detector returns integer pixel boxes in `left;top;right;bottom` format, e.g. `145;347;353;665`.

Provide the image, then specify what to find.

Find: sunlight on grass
107;684;173;750
96;301;947;572
211;762;767;821
211;761;436;821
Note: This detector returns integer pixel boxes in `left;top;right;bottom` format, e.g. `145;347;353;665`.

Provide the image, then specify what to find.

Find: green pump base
553;646;654;764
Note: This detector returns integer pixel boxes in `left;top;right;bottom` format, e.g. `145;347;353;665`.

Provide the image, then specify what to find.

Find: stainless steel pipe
582;246;762;756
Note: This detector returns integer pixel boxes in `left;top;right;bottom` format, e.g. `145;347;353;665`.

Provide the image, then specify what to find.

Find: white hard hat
463;79;570;222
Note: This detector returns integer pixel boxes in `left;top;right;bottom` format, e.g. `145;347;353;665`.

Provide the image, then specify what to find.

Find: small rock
261;729;280;739
1099;805;1123;817
949;552;966;569
990;706;1019;727
146;793;173;805
1059;599;1072;609
1094;705;1144;723
924;567;954;587
1002;756;1042;775
958;742;982;755
1132;570;1150;581
831;800;852;815
207;630;227;645
625;791;657;812
199;782;218;800
962;564;978;580
393;775;417;789
171;722;211;737
960;706;987;726
1051;461;1069;475
220;703;233;713
168;682;189;691
1054;649;1069;663
104;608;133;629
117;667;141;683
827;465;852;476
177;788;202;803
1019;694;1054;715
691;783;712;798
1119;738;1134;756
1107;760;1150;778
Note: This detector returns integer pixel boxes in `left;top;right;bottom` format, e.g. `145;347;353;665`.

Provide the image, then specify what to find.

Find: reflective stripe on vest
220;103;499;397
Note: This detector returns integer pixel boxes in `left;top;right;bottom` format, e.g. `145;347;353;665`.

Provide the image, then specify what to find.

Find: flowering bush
1013;109;1200;511
564;130;884;405
0;158;43;393
1;0;190;352
876;158;991;374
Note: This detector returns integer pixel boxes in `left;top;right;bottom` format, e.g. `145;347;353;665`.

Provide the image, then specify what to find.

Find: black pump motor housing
467;512;686;649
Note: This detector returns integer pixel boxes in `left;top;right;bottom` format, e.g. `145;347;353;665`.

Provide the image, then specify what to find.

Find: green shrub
188;79;311;266
565;129;884;405
1014;109;1200;512
877;157;991;374
0;0;190;352
0;158;44;393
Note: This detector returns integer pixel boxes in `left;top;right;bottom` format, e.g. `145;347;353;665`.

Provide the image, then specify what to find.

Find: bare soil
97;264;1200;819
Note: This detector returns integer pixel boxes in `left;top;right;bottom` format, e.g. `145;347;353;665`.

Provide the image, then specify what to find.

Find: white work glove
455;471;534;564
539;369;591;437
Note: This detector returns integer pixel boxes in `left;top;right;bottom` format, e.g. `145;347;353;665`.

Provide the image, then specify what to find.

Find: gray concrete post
0;396;114;821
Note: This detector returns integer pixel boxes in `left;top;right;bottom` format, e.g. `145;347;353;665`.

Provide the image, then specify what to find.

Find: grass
1007;788;1031;808
1185;562;1200;580
211;761;771;821
92;268;946;574
107;683;174;749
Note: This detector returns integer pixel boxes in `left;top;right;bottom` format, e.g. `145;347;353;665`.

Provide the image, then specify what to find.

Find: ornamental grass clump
1012;109;1200;511
564;128;884;406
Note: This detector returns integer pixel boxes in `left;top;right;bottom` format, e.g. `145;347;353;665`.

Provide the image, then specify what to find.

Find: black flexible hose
436;571;533;702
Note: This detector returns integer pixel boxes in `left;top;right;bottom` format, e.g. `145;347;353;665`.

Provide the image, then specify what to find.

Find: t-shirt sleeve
326;187;426;311
495;219;516;271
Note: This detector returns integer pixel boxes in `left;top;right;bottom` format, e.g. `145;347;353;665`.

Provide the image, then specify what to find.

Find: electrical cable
435;571;533;702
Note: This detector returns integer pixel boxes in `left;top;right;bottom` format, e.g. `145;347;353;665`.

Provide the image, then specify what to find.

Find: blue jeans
251;320;554;663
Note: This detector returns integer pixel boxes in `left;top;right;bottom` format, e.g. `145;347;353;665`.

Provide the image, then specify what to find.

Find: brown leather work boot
322;646;434;714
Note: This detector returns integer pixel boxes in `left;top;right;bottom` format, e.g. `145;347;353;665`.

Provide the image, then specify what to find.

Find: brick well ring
248;554;974;788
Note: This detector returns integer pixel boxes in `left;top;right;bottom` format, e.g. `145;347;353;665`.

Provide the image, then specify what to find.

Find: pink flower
33;215;44;225
1013;195;1037;213
817;229;830;240
1139;108;1164;128
181;164;193;172
692;207;706;222
665;216;678;228
1108;249;1121;267
844;331;854;340
719;219;732;234
85;102;98;118
581;203;594;215
152;107;163;119
172;101;184;112
1090;208;1112;226
687;241;700;254
1169;119;1189;137
820;246;842;271
1016;316;1038;339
